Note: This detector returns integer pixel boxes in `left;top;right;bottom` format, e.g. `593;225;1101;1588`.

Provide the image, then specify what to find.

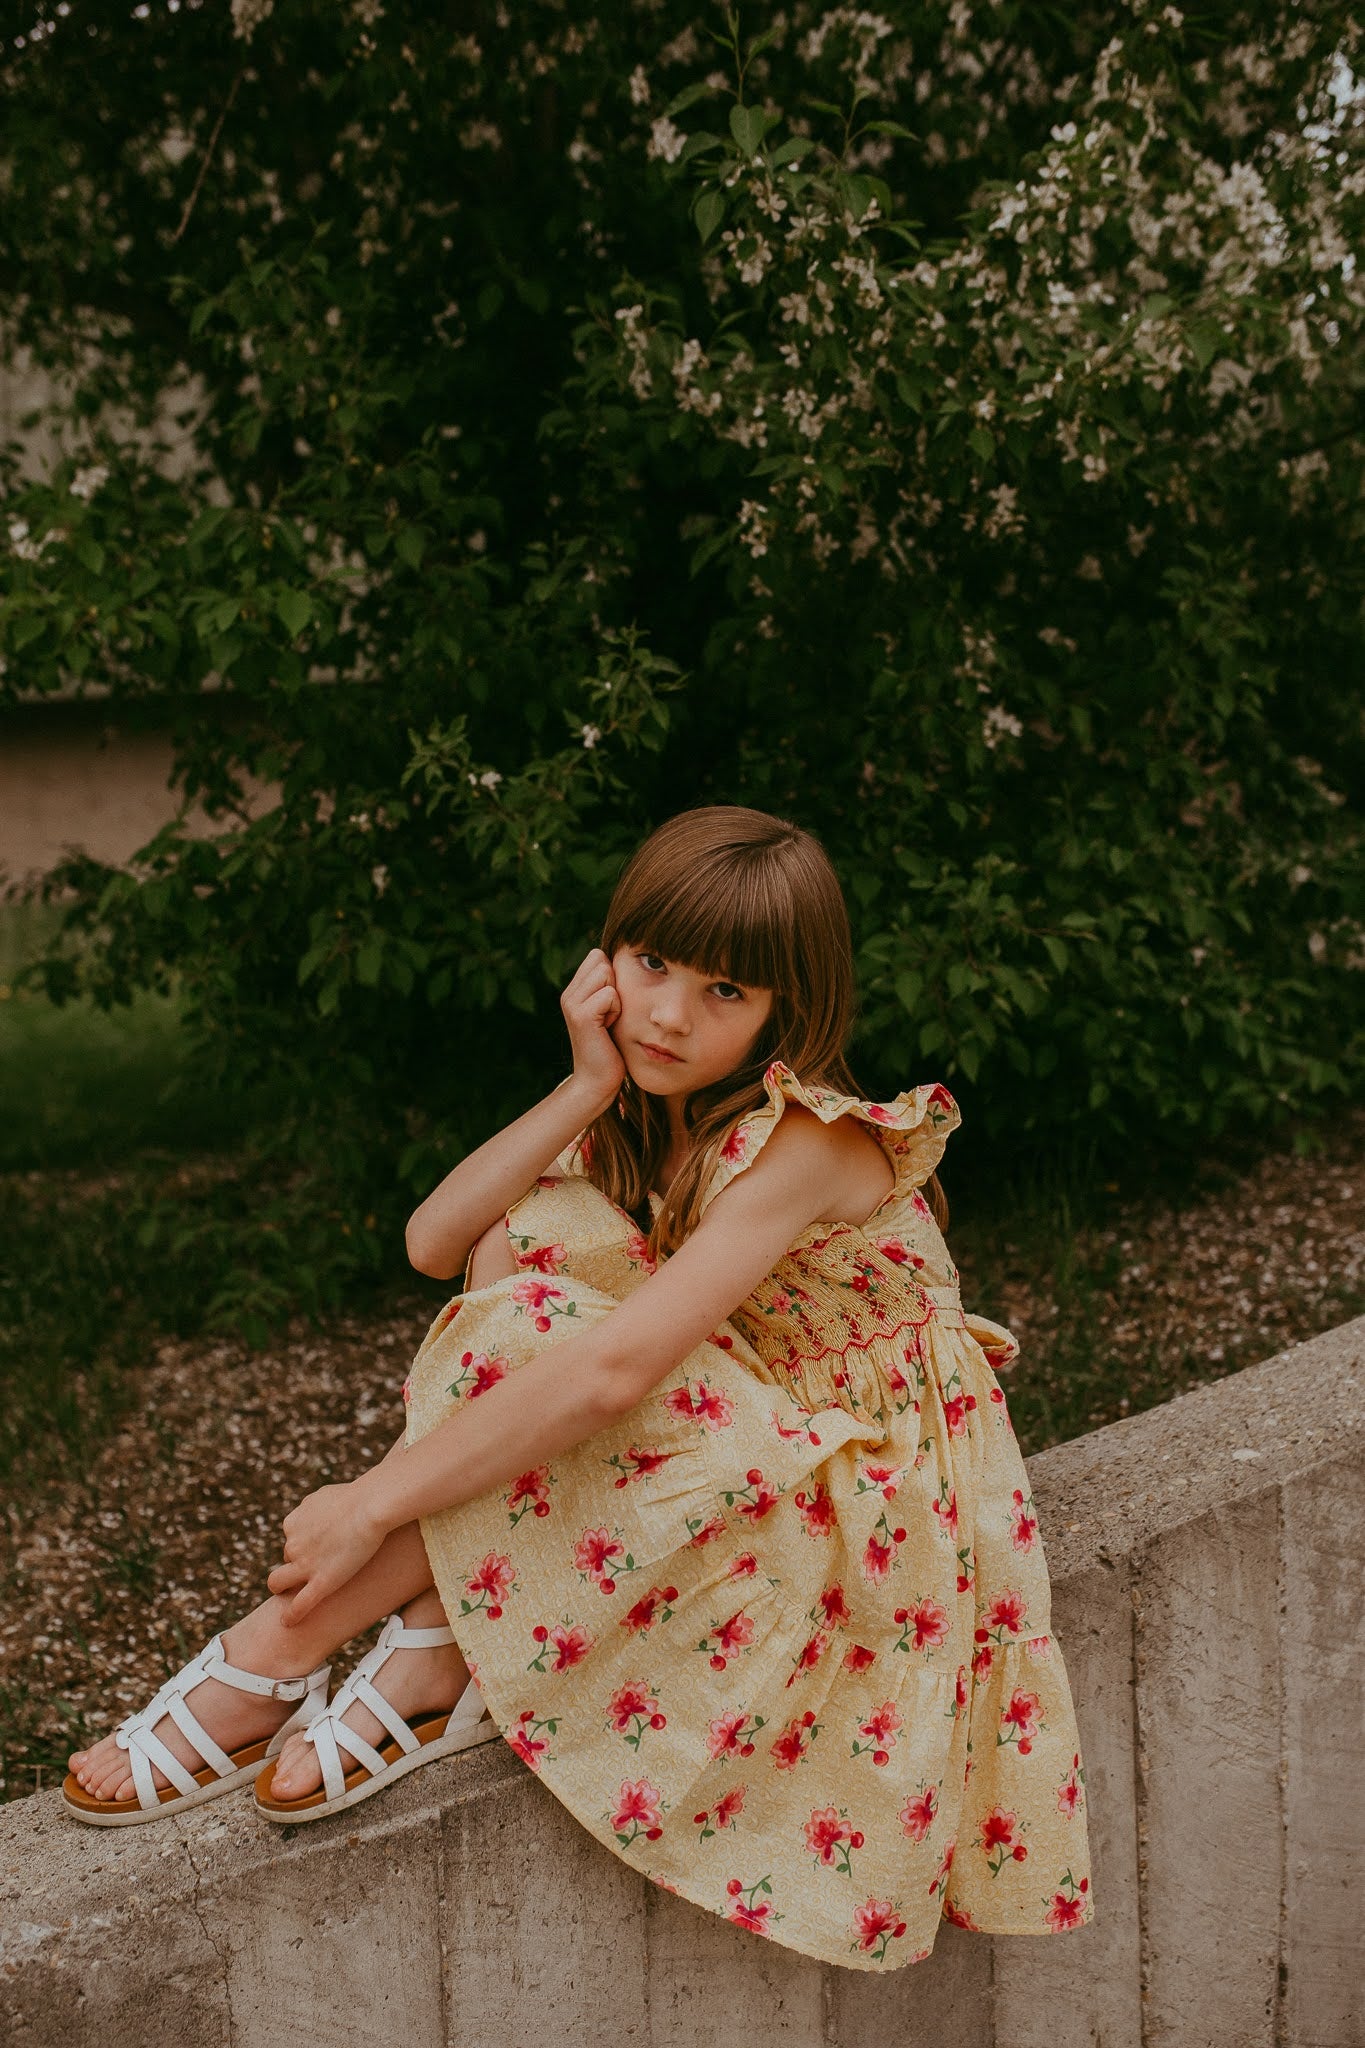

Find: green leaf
1041;935;1069;973
968;425;994;462
395;526;427;570
694;189;725;244
276;589;312;638
729;103;769;157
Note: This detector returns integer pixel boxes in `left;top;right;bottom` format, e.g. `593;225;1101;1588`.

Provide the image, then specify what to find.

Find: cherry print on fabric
403;1059;1094;1969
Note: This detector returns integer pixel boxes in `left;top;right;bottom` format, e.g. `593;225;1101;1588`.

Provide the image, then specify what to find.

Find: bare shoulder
750;1100;893;1223
732;1101;880;1204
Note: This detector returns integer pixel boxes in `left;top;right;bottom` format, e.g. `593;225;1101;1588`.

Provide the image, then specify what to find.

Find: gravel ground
3;1104;1362;1801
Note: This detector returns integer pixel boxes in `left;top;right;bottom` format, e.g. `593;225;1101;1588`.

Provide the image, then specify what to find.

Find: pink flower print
447;1350;509;1402
930;1480;959;1540
978;1805;1027;1876
729;1470;782;1524
619;1583;679;1635
861;1510;909;1583
972;1643;994;1686
864;1102;898;1126
510;1276;572;1332
910;1189;932;1218
706;1708;765;1762
511;1277;562;1309
720;1123;754;1166
1045;1878;1090;1930
462;1552;516;1620
606;1444;676;1488
850;1897;907;1961
535;1174;560;1189
728;1552;759;1579
694;1783;748;1839
874;1235;910;1264
624;1228;657;1273
439;1300;462;1330
941;1391;976;1437
697;1608;756;1671
858;1460;905;1503
400;1373;412;1406
508;1708;555;1772
664;1378;736;1431
1010;1487;1039;1549
852;1700;903;1767
686;1511;729;1547
769;1710;819;1769
942;1899;980;1931
1057;1752;1086;1817
999;1688;1045;1754
927;1835;957;1903
899;1785;939;1842
770;1408;823;1448
515;1240;567;1275
843;1643;876;1673
506;1466;552;1526
804;1806;864;1874
954;1663;970;1715
608;1681;665;1750
926;1084;957;1116
818;1583;852;1628
528;1621;595;1675
977;1589;1028;1645
573;1525;633;1594
785;1630;831;1688
794;1481;837;1537
725;1874;779;1935
892;1596;952;1656
609;1777;666;1847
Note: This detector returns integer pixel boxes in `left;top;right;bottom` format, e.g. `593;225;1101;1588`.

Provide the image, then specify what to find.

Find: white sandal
61;1634;332;1828
254;1612;500;1823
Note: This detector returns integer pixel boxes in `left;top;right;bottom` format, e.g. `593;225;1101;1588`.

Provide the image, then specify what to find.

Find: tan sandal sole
253;1708;499;1821
61;1739;276;1826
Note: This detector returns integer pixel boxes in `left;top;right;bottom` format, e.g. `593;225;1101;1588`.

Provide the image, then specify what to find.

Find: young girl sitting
65;803;1093;1973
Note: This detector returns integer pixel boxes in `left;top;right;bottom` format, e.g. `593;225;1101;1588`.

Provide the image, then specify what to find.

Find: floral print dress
404;1059;1094;1971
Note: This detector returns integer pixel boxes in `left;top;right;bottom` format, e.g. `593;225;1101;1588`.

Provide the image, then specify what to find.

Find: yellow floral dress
404;1059;1094;1971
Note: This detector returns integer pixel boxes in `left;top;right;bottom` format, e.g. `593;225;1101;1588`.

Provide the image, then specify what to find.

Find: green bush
1;1;1361;1331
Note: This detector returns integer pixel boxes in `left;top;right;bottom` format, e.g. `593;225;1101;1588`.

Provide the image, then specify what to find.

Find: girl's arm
405;949;625;1279
269;1106;863;1624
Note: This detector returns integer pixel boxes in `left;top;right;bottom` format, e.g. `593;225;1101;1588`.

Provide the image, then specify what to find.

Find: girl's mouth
639;1041;683;1064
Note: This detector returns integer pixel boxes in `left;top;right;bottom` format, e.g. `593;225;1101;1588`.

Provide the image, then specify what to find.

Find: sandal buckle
269;1676;303;1702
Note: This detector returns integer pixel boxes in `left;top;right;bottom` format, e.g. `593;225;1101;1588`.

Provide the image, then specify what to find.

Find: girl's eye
636;952;743;1001
712;983;743;1002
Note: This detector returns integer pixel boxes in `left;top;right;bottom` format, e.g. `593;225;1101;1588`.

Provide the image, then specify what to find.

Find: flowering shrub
0;0;1360;1292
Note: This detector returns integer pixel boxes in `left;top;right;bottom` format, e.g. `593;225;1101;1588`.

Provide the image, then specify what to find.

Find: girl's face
609;945;774;1106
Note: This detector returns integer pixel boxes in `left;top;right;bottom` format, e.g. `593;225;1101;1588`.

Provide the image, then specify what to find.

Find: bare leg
70;1520;469;1805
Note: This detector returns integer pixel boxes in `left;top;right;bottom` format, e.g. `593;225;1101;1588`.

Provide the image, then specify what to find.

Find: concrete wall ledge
3;1316;1363;2048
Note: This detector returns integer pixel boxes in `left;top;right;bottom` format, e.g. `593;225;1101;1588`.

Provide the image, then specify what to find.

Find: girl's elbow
405;1222;458;1281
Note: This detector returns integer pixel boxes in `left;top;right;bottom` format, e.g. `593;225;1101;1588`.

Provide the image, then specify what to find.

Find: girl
64;804;1093;1972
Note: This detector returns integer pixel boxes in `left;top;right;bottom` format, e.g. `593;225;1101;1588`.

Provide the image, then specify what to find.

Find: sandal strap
109;1638;333;1811
305;1710;389;1804
381;1619;456;1651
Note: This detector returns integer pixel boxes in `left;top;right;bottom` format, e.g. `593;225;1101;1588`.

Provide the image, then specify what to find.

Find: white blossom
580;723;601;749
647;117;686;164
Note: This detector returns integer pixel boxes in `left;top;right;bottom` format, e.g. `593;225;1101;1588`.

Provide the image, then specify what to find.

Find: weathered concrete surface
3;1316;1362;2048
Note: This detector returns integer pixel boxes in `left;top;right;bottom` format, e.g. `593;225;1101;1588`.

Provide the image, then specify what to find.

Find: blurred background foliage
1;0;1362;1346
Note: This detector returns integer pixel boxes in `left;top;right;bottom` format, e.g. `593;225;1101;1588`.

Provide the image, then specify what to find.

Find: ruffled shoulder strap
700;1058;960;1215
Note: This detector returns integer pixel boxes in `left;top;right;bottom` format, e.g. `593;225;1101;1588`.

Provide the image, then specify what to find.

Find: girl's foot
69;1662;315;1806
265;1588;468;1802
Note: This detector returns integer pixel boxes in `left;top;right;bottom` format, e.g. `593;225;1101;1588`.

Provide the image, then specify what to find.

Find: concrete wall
3;1316;1362;2048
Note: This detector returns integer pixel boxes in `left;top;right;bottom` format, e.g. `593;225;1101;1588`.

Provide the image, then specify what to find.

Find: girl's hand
266;1481;385;1626
561;946;626;1106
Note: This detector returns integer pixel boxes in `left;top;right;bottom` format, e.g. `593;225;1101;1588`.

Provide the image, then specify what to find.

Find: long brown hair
575;805;949;1262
